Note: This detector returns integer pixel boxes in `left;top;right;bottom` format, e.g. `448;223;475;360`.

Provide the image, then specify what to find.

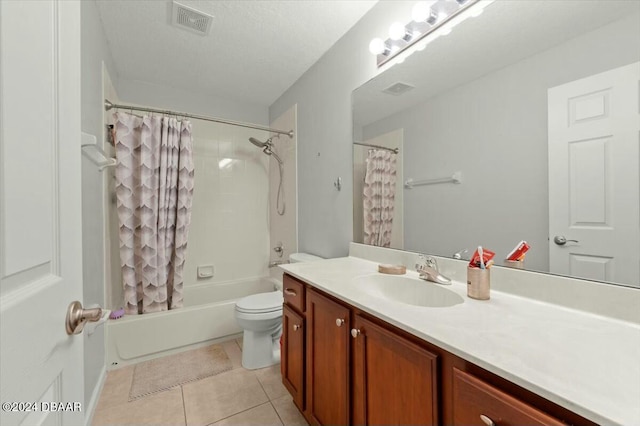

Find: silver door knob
335;318;345;327
65;301;103;335
554;235;579;245
351;328;361;338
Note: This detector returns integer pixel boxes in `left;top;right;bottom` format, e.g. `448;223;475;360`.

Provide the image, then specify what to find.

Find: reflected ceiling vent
172;1;213;36
382;82;415;96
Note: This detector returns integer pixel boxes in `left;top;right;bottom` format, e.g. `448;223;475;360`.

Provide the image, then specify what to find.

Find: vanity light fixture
370;0;493;68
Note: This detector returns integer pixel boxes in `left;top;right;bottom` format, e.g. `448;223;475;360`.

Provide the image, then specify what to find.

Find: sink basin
352;274;464;308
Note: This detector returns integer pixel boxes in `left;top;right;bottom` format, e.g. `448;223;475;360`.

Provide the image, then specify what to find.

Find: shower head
247;137;283;165
248;137;269;148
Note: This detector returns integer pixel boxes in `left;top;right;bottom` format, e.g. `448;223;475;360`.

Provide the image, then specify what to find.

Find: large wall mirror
353;0;640;288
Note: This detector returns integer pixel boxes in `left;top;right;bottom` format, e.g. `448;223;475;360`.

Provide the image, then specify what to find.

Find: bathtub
106;276;279;368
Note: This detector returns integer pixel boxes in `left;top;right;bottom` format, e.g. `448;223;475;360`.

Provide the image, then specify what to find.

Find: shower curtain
363;149;397;247
114;112;195;314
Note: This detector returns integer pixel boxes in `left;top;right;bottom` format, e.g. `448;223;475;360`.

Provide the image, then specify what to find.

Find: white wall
117;79;268;126
362;14;640;272
80;0;119;414
183;123;271;294
269;106;298;276
269;1;416;259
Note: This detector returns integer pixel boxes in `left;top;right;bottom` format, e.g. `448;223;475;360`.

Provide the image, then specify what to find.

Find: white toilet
235;252;322;369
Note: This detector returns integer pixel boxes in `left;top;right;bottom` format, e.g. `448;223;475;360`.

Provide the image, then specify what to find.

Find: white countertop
280;256;640;426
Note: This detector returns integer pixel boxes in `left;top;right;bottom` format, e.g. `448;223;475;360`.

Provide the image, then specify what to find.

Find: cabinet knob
351;328;361;338
480;414;495;426
335;318;345;327
293;324;300;331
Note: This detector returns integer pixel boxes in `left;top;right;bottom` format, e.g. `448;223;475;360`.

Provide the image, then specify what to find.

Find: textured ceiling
96;0;377;106
354;0;640;127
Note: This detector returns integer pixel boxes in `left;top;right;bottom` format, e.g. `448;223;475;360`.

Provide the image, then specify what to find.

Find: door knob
553;235;579;246
65;301;103;335
335;318;345;327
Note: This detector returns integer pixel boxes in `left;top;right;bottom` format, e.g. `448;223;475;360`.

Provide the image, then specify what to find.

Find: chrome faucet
415;255;452;285
269;260;289;268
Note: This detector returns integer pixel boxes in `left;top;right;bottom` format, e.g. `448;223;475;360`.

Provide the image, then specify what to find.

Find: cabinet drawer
453;369;564;426
283;274;305;313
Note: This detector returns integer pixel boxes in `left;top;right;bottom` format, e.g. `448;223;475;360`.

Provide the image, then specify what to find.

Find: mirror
353;0;640;288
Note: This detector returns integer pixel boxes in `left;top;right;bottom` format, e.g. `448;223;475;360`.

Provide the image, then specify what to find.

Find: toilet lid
236;291;283;313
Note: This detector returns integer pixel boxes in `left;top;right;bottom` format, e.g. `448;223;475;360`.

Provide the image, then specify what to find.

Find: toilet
235;252;323;369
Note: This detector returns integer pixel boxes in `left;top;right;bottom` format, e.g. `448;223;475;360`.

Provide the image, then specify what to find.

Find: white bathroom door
548;62;640;286
0;1;85;426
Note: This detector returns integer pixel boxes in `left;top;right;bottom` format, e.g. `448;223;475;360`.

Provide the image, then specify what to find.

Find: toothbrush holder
503;259;525;269
467;267;490;300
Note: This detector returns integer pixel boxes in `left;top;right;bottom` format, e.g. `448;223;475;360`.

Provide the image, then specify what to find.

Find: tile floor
92;339;308;426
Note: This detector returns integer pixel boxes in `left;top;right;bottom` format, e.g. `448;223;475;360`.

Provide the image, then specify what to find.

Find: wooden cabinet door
352;314;439;425
452;368;565;426
282;304;305;410
306;289;351;425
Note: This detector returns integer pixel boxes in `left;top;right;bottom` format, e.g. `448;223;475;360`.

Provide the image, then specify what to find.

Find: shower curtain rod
353;141;399;154
104;100;294;138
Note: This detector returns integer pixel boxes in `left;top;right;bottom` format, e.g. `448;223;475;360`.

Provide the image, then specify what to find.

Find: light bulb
369;38;386;55
412;2;430;22
413;1;439;22
389;22;407;41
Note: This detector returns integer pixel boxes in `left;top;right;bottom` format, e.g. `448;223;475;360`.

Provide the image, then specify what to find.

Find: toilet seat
235;291;283;314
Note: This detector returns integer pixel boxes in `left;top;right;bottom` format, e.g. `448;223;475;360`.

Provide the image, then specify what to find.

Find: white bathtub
106;276;279;368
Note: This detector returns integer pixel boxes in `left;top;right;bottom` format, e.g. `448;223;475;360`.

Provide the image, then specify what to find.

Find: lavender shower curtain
114;112;195;314
363;149;397;247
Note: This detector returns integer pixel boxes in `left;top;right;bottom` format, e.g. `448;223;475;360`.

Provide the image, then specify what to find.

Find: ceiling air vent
382;82;415;96
172;1;213;36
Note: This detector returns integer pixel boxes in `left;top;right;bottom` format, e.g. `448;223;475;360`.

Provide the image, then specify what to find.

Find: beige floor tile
271;395;308;426
92;387;185;426
254;364;288;401
212;402;282;426
183;368;268;425
96;365;136;410
221;340;243;370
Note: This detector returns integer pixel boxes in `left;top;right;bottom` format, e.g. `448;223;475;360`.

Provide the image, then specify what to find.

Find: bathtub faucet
269;260;289;268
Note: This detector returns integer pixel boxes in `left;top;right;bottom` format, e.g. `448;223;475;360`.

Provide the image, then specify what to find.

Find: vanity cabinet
306;288;351;426
281;275;306;411
352;314;439;425
452;368;564;426
282;304;305;410
282;274;596;426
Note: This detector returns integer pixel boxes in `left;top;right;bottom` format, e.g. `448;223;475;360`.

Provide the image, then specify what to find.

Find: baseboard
85;366;107;426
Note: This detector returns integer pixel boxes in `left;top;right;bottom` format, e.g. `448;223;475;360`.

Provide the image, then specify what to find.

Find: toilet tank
289;253;323;264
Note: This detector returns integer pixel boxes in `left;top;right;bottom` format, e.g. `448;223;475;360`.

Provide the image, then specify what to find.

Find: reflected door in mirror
548;62;640;284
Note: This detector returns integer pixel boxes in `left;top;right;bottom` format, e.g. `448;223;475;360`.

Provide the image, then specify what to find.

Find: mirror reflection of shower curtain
113;112;195;315
363;149;397;247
